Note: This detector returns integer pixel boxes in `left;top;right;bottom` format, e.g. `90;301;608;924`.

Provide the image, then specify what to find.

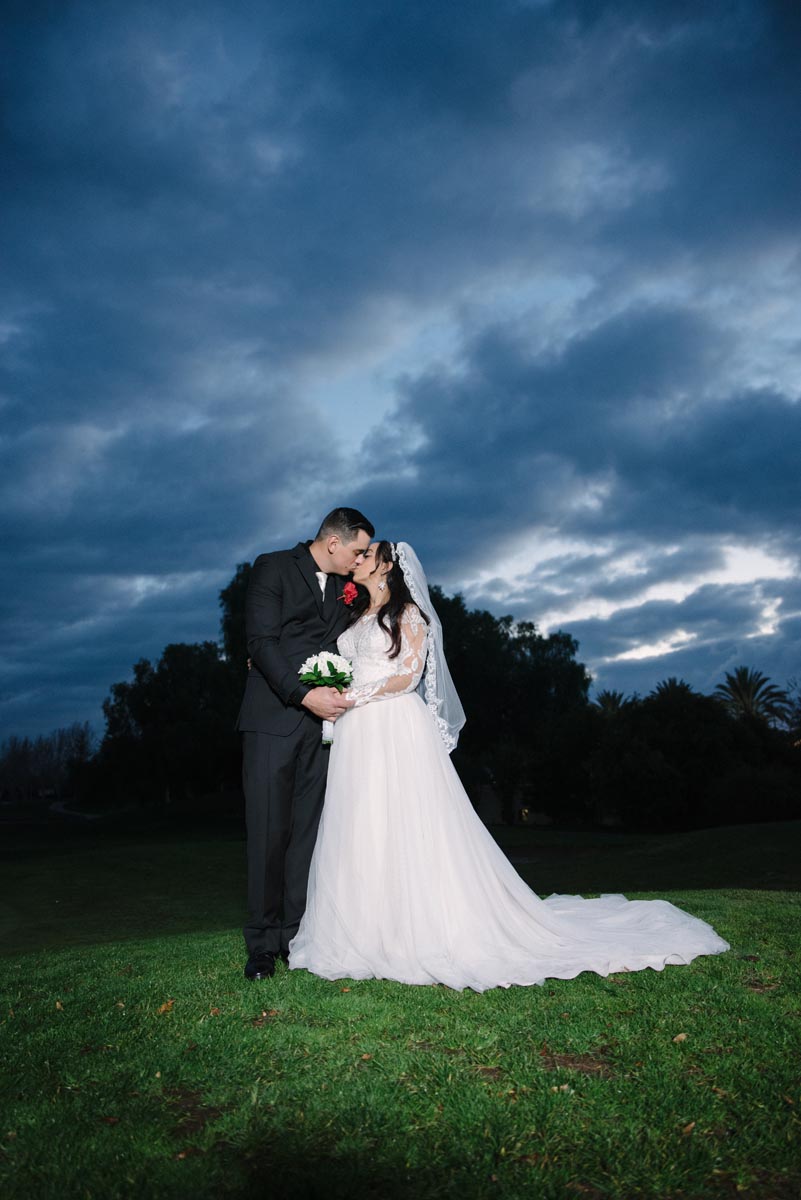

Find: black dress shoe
244;953;277;980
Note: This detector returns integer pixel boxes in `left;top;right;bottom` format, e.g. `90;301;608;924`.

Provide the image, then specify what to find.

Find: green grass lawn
1;821;800;1199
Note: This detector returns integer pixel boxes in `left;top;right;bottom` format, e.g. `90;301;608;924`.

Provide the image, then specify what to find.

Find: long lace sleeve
348;605;428;706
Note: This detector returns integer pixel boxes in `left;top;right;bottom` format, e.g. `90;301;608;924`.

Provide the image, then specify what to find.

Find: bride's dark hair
350;540;429;659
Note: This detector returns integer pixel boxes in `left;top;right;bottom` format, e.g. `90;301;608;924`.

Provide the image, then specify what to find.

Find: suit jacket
236;542;353;736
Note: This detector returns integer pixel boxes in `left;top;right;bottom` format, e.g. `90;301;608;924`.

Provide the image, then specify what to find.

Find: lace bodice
338;604;428;706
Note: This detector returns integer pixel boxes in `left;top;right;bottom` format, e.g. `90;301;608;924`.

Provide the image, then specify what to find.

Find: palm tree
650;677;696;700
714;666;790;725
593;689;628;714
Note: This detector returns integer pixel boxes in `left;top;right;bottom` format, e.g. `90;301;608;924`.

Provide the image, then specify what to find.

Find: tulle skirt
289;693;729;992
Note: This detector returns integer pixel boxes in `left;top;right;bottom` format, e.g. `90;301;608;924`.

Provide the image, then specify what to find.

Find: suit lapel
292;542;326;618
325;575;350;638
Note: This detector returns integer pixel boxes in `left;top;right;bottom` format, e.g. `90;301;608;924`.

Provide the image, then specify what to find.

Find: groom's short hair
316;507;375;543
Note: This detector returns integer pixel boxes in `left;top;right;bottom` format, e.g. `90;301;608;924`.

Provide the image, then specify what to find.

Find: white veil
395;541;466;752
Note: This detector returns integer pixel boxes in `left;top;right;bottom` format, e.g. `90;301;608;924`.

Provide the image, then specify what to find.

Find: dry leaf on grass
250;1009;280;1028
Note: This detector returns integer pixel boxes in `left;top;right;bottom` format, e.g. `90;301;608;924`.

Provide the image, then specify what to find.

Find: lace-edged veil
395;542;466;752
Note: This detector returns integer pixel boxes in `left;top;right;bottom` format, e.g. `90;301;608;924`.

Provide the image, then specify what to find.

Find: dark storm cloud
588;610;801;700
353;298;801;694
356;305;800;563
0;407;342;733
468;541;730;617
2;0;801;736
568;583;776;661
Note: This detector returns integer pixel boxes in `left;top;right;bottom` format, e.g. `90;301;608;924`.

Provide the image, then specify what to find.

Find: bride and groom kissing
237;507;728;992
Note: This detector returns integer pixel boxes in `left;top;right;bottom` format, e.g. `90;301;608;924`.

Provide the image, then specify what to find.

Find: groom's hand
302;687;350;721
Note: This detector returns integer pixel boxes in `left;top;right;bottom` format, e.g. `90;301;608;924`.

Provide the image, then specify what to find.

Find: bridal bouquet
298;652;354;744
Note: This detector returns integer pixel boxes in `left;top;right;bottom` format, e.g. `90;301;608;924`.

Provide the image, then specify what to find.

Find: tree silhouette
593;689;629;714
430;589;592;822
787;678;801;747
589;684;744;829
714;666;790;725
651;677;697;700
97;642;241;808
74;567;799;829
0;722;95;803
219;562;251;676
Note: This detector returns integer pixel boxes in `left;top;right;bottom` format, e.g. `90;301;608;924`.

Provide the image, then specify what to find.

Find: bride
289;541;729;992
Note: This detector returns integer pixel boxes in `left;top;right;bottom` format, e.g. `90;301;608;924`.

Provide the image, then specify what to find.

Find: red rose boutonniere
341;582;358;606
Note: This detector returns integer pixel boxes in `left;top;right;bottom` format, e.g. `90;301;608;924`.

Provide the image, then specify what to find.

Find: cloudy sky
3;0;800;739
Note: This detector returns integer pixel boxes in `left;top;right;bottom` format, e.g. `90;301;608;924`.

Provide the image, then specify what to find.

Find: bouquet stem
297;652;354;748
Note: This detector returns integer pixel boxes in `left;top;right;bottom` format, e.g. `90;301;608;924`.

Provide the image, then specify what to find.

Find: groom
237;507;374;980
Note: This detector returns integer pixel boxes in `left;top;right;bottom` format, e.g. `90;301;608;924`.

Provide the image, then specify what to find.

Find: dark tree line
0;722;95;804
430;587;594;825
4;564;799;830
586;677;798;830
52;565;252;815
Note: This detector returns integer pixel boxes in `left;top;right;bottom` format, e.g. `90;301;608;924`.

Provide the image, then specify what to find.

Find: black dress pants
242;719;329;957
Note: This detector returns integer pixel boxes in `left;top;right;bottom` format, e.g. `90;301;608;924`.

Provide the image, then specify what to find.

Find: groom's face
328;530;371;575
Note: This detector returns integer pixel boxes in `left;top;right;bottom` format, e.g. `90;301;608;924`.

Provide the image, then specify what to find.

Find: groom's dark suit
237;541;352;957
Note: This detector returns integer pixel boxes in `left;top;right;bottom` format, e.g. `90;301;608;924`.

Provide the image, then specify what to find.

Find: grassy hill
1;823;799;1198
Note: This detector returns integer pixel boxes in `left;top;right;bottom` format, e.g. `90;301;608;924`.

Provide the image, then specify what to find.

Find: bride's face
351;543;376;584
351;543;388;587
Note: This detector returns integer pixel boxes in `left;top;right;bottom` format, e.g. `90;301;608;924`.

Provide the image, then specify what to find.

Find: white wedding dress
289;605;729;992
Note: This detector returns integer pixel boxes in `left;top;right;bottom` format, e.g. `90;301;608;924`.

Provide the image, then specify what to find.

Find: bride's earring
378;581;387;592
